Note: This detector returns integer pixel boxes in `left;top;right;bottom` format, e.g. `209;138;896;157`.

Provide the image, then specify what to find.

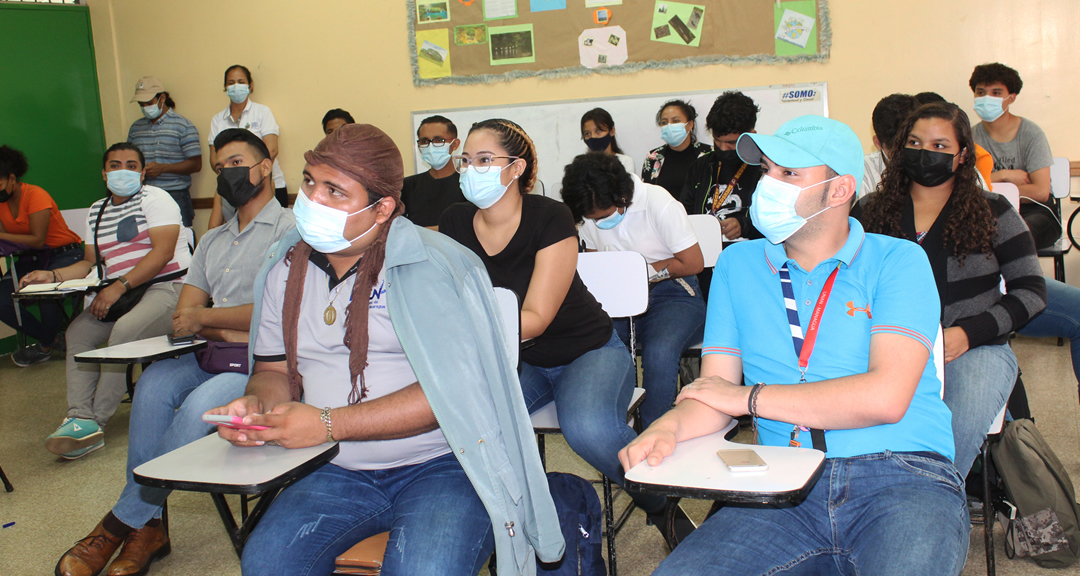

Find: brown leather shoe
55;520;124;576
106;522;170;576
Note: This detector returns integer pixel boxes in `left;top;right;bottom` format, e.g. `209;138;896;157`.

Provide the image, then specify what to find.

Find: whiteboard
410;82;827;200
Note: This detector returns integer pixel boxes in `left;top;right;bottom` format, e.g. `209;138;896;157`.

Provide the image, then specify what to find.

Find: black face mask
217;165;264;208
714;147;741;163
0;185;11;204
901;147;957;188
584;135;612;152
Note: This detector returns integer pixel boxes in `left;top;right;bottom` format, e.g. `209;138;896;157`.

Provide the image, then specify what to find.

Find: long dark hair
862;102;995;262
580;108;624;154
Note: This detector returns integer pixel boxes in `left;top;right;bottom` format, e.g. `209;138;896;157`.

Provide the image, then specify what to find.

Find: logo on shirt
846;301;872;319
369;280;387;310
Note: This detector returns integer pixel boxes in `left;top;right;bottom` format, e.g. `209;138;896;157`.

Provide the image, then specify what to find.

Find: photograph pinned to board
416;28;452;79
489;23;535;65
650;1;704;47
455;24;488;45
417;0;451;23
484;0;518;20
775;7;815;48
529;0;566;12
578;25;627;68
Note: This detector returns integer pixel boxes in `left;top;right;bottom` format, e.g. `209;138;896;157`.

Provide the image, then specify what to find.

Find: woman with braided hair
206;123;562;576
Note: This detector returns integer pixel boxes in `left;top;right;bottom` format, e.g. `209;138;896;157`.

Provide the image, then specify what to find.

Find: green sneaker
61;439;105;460
45;418;104;456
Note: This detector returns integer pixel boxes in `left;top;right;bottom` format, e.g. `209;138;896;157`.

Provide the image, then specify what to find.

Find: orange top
0;183;82;248
975;144;994;191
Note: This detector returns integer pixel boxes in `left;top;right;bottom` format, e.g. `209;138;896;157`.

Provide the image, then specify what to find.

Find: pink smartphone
202;414;269;431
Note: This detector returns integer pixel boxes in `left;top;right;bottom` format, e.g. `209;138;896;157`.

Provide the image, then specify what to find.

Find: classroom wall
85;0;1080;239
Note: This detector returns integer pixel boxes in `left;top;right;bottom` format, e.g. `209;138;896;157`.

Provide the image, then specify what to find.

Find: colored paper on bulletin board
489;24;535;65
774;1;816;55
586;0;622;6
650;1;705;48
578;25;628;68
416;29;452;78
417;0;451;23
455;24;488;45
484;0;518;20
529;0;565;12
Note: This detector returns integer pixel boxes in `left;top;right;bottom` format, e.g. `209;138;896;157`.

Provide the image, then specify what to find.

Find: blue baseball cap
737;115;863;197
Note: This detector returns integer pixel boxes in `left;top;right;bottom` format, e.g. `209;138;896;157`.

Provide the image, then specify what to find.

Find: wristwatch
118;275;132;291
649;266;671;283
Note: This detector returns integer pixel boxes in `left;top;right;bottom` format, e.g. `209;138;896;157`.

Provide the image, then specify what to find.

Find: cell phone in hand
202;414;269;431
168;332;197;346
716;449;768;473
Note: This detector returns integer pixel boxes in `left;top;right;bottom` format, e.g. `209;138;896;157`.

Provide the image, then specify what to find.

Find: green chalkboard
0;3;106;210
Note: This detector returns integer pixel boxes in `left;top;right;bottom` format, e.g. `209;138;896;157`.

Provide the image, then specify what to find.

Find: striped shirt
127;109;202;191
86;186;190;282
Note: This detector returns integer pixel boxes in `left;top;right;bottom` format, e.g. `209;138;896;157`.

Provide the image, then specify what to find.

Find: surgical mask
973;96;1006;122
714;148;740;163
227;84;250;104
585;135;612;152
594;209;625;230
660;123;688;148
216;165;265;208
142;102;162;120
750;174;839;244
460;164;515;209
293;190;380;253
106;170;143;197
420;142;453;170
901;148;958;188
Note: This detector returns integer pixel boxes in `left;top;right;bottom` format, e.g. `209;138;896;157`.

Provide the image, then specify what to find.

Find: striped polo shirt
86;185;190;282
127;109;202;191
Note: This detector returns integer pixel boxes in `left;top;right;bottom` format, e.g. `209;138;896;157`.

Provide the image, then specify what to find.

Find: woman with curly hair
856;102;1046;477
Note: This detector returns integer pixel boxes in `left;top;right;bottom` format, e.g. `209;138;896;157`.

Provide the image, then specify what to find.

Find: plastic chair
688;214;724;269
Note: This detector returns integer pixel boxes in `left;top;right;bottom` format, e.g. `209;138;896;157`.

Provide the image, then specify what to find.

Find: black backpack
537;472;606;576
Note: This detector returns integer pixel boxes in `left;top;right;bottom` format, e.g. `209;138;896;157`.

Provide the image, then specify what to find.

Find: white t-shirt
861;150;886;199
254;259;451;470
615;153;635;176
86;185;190;282
578;174;698;264
208;100;286;188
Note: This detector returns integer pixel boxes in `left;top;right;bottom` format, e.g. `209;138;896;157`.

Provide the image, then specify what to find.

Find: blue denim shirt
248;218;564;575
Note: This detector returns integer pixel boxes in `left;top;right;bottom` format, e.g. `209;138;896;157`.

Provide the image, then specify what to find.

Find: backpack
990;418;1080;568
537;472;605;576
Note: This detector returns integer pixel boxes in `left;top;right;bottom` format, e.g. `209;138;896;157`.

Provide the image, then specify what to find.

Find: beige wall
86;0;1080;237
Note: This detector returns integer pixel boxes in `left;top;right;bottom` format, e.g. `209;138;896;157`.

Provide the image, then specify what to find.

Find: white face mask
749;174;840;244
293;190;380;253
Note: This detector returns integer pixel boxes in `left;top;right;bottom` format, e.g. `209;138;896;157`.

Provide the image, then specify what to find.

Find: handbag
195;341;249;374
91;197;186;323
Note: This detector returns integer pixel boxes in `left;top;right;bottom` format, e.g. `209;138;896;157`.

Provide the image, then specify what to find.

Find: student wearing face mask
20;143;190;460
400;115;465;230
0;145;84;366
580;108;635;175
53;130;294;576
856;102;1046;477
641;99;711;198
208;65;288;228
126;76;202;227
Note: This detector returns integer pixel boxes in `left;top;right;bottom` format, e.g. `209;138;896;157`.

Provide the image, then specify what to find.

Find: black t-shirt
401;171;465;227
440;194;613;368
654;144;704;197
678;150;763;240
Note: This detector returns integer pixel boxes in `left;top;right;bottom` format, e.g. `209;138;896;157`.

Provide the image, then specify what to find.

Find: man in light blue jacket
208;124;562;576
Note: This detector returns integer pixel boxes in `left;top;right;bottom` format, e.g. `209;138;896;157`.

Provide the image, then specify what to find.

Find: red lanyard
797;265;841;383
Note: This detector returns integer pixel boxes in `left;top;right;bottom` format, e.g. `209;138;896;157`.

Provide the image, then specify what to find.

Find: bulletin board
408;0;830;86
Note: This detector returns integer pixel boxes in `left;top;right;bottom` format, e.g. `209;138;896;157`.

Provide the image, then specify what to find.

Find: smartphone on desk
716;449;768;473
202;414;269;431
168;332;197;346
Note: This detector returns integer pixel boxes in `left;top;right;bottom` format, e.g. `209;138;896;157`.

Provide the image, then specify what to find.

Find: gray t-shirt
972;118;1053;174
253;257;452;470
186;199;295;306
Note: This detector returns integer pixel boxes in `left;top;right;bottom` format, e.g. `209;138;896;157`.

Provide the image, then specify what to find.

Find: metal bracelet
320;407;334;443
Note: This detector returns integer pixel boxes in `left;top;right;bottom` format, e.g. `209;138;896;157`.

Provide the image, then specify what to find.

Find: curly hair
969;63;1023;95
0;145;29;179
580;108;624;155
862;102;995;264
560;152;634;223
468;118;538;194
705;91;759;137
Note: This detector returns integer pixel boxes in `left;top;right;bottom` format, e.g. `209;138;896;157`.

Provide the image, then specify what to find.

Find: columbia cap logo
784;126;823;136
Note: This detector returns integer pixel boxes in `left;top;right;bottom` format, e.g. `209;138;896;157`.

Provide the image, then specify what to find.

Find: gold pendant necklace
325;283;346;325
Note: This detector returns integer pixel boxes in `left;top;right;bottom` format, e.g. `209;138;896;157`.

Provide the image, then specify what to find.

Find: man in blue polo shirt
620;115;968;575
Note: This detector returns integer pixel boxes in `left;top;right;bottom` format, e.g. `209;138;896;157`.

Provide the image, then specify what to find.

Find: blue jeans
943;342;1017;477
241;453;495;576
614;276;706;428
111;353;248;528
654;451;969;576
1017;278;1080;388
0;246;83;345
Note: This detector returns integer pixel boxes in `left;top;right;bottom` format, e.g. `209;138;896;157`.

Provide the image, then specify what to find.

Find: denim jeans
241;453;495;576
1017;278;1080;389
614;276;706;428
0;246;83;345
111;353;248;528
654;451;969;576
943;342;1017;477
163;187;194;228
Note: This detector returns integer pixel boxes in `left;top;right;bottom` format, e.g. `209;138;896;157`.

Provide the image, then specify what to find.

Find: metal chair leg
603;475;616;576
982;440;996;576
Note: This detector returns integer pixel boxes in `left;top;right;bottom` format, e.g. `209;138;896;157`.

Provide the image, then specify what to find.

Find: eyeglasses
451;155;519;174
417;137;450;148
